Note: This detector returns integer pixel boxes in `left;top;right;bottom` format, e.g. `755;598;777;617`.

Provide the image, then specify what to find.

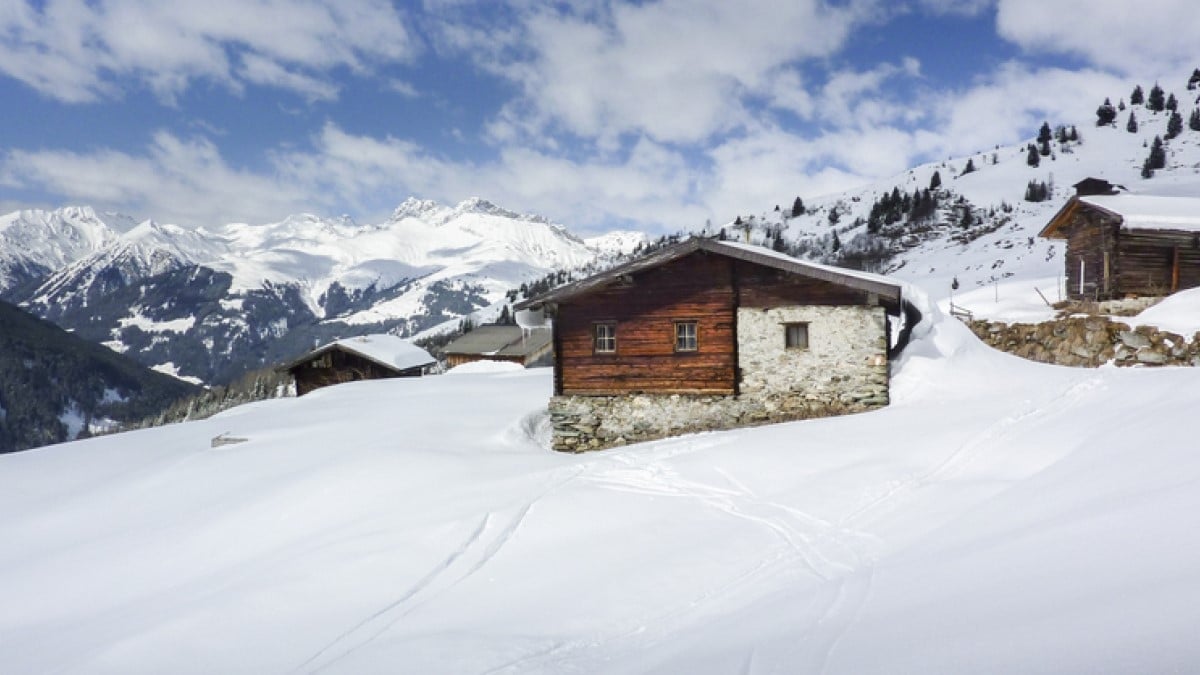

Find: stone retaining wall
966;316;1200;367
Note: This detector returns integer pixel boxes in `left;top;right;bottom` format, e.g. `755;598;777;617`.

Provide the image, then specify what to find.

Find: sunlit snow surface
3;304;1199;673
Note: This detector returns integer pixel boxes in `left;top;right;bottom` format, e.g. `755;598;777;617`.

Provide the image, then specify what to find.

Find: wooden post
1172;246;1181;292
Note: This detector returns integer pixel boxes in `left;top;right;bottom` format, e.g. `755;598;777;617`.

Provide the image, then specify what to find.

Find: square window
594;322;616;353
675;321;698;352
784;322;809;349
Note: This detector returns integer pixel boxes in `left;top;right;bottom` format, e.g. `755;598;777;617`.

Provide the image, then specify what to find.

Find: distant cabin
282;334;435;396
442;324;553;368
1040;185;1200;300
514;237;918;452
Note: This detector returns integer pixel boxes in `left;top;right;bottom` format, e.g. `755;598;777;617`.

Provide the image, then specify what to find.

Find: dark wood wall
552;252;883;396
291;349;421;396
555;253;738;395
733;260;872;309
1114;230;1200;296
1059;205;1200;299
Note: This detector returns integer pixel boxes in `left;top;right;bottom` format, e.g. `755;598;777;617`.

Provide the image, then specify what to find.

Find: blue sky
1;0;1196;234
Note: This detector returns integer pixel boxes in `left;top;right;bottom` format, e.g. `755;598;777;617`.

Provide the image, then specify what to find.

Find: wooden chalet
1040;186;1200;300
515;238;917;451
442;325;552;368
282;334;435;396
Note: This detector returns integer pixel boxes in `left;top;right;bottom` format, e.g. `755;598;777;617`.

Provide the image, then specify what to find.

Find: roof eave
515;237;903;310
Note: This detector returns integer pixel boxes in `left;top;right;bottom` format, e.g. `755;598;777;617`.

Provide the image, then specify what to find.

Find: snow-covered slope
739;81;1200;313
1;306;1197;672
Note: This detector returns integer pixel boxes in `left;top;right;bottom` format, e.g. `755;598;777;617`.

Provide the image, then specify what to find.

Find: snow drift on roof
1080;194;1200;232
326;334;434;371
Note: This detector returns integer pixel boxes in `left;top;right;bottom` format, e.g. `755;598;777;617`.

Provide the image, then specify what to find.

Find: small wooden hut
282;334;435;396
1040;188;1200;300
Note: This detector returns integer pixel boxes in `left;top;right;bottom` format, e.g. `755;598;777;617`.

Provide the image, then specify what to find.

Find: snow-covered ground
3;303;1199;673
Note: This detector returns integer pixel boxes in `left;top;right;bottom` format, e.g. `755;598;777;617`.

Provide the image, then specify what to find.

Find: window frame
593;321;617;354
784;322;809;350
674;320;699;353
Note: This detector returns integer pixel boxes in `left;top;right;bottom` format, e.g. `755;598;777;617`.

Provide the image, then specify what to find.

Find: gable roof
443;324;551;358
513;237;904;311
283;334;435;373
1041;194;1200;239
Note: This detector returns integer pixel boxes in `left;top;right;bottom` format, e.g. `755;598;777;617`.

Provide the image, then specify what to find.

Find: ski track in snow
839;371;1105;530
481;439;885;674
295;468;581;674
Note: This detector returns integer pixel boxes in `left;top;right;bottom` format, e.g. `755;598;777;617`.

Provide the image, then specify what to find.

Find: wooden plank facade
290;348;424;396
1041;196;1200;300
548;248;886;397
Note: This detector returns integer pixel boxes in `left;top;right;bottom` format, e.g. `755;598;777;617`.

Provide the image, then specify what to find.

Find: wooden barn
1040;187;1200;300
514;237;918;452
282;334;435;396
442;325;552;368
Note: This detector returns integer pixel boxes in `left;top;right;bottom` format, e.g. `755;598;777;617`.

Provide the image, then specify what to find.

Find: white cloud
996;0;1200;79
0;0;418;103
0;132;313;226
926;62;1128;158
239;54;339;102
438;0;871;145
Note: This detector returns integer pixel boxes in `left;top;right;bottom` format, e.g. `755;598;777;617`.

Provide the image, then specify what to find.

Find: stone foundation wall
548;391;885;452
967;317;1200;367
549;305;891;453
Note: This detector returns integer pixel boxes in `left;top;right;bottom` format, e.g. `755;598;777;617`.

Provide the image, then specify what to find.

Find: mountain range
0;199;641;385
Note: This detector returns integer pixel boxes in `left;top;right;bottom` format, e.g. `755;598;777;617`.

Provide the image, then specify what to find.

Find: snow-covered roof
1079;194;1200;232
443;325;551;358
285;334;435;373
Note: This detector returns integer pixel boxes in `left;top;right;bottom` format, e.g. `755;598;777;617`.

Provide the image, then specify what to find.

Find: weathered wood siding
1114;230;1200;296
291;349;420;396
733;260;872;308
1061;209;1119;300
555;252;737;395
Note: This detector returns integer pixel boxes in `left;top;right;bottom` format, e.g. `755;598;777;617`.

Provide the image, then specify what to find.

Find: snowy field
3;304;1200;673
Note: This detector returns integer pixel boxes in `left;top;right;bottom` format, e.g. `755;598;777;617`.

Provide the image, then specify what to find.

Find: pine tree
1126;110;1138;133
1167;93;1178;112
830;230;841;252
1039;136;1051;157
1141;157;1154;179
1190;108;1200;132
1147;135;1166;170
1037;121;1052;145
1130;85;1144;105
772;232;786;252
929;170;942;190
1166;111;1183;140
790;196;805;217
1148;83;1165;112
1026;144;1040;167
1096;98;1117;126
961;158;976;175
1069;125;1079;142
1190;68;1200;91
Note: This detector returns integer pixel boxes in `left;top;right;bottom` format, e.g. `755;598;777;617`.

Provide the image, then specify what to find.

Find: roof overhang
514;237;904;312
280;342;435;374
